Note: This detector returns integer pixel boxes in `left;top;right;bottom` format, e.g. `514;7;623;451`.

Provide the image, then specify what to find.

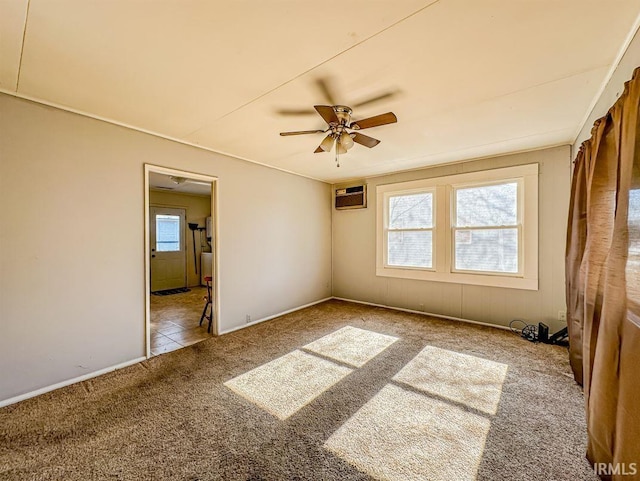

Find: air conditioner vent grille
335;184;366;210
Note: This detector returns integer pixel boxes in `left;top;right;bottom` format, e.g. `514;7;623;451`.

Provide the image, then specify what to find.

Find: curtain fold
566;67;640;480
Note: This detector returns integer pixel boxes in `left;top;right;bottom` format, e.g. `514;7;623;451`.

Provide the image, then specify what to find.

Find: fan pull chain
335;144;340;168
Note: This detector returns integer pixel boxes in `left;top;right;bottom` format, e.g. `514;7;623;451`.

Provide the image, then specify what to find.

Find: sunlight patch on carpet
224;350;352;419
325;384;490;481
393;346;508;415
302;326;398;367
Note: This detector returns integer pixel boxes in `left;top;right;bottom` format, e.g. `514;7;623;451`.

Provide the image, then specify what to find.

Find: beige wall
149;190;211;287
332;146;571;332
0;94;332;403
574;29;640;149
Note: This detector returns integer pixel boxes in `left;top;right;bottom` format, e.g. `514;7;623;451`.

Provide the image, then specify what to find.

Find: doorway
144;165;219;358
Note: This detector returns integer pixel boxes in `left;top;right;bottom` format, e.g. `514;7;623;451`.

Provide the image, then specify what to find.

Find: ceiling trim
572;8;640;145
0;88;330;184
15;0;32;92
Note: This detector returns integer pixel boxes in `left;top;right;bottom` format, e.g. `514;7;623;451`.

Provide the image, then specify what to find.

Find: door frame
144;164;220;358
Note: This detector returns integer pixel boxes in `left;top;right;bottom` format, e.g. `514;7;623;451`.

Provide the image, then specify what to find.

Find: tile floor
150;286;212;356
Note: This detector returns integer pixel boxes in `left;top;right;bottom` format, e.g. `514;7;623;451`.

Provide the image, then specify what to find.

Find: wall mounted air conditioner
335;185;367;210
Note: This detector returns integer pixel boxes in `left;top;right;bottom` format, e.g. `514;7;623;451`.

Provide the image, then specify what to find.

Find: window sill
376;266;538;291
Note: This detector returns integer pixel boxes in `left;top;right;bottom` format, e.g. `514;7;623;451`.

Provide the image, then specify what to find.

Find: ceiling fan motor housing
333;105;353;126
330;106;356;144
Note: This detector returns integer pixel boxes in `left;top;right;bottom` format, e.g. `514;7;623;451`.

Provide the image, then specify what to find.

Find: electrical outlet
246;315;251;323
419;303;425;312
558;310;567;322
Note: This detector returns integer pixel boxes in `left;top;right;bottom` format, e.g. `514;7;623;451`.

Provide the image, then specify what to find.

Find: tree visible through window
386;192;434;268
453;182;519;273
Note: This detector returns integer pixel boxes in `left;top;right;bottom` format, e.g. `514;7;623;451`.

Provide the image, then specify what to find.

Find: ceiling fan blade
316;78;338;105
352;90;399;109
279;130;325;136
276;108;317;116
314;105;339;125
350;112;398;130
352;132;381;148
314;146;325;153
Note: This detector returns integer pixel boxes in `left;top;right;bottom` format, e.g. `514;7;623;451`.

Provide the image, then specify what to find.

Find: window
386;192;434;269
376;164;538;290
156;214;181;252
453;182;520;274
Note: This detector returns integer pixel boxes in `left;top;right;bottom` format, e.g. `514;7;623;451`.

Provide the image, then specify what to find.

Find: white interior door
150;207;187;292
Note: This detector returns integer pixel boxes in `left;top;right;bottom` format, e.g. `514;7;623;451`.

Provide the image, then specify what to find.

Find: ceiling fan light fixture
169;176;187;185
320;134;335;152
339;132;355;150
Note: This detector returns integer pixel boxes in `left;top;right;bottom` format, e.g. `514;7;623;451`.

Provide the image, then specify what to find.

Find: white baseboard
0;356;147;408
332;297;511;331
219;297;333;335
1;296;506;408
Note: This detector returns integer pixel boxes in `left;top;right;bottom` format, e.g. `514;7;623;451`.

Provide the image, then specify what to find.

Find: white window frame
376;164;538;290
383;188;436;271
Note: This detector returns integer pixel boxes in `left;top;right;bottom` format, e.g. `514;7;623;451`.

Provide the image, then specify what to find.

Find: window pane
456;183;517;227
388;231;433;268
389;193;433;229
156;214;181;252
455;228;518;273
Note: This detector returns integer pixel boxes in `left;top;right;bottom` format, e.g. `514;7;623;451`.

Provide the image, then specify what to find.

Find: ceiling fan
279;105;397;166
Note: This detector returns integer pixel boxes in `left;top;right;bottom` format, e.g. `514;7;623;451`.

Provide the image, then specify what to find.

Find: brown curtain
566;66;640;479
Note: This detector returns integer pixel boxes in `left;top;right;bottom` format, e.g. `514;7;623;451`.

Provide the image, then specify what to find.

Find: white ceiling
149;172;211;196
2;1;639;183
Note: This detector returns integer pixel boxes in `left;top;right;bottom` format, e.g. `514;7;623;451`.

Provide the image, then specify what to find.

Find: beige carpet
0;300;596;480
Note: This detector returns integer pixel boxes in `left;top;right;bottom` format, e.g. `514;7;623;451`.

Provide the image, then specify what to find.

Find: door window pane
456;183;517;227
389;193;433;229
388;231;433;268
156;215;181;252
454;228;518;273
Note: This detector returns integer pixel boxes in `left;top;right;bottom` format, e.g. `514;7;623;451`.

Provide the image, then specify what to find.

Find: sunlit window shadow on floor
324;346;508;481
303;326;399;367
225;327;509;480
224;350;352;420
325;384;491;481
393;346;508;415
224;326;398;420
